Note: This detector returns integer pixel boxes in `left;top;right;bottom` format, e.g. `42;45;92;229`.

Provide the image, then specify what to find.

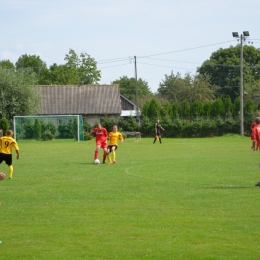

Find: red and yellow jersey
0;136;19;154
108;131;123;146
92;127;108;143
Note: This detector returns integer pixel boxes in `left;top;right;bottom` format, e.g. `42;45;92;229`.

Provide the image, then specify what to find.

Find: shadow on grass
201;186;255;189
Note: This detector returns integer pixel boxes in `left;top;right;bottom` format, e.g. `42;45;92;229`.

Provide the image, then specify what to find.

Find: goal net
121;131;141;141
13;115;85;141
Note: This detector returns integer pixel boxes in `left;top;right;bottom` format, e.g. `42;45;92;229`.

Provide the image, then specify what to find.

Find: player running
91;123;108;163
0;130;20;179
107;125;124;164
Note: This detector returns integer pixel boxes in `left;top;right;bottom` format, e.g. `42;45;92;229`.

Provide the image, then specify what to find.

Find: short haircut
255;117;260;124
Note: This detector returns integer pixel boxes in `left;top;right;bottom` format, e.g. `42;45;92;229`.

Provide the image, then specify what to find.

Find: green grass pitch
0;136;260;260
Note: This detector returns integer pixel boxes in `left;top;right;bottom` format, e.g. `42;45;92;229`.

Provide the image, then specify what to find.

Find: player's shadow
201;186;254;189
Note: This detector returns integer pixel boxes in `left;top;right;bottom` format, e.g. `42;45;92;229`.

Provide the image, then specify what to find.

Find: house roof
35;85;122;115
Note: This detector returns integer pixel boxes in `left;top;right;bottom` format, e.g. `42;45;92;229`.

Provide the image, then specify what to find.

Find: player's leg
111;146;117;163
94;144;101;160
5;155;13;179
107;147;113;164
102;147;108;163
8;165;13;179
153;135;157;143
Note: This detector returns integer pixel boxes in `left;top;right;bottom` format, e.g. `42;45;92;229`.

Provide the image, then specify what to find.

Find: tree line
1;45;260;137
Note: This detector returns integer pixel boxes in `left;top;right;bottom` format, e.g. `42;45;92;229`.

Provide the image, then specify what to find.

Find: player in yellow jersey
107;125;124;164
0;130;20;179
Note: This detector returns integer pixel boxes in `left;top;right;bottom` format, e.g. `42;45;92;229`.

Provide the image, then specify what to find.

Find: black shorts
0;153;12;166
108;145;118;153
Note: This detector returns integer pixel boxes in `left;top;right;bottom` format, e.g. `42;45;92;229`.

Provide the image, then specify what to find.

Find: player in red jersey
91;123;108;163
251;117;260;186
251;121;258;151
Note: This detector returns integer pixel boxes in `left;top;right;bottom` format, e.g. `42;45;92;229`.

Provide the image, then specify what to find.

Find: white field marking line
124;163;170;182
124;164;247;188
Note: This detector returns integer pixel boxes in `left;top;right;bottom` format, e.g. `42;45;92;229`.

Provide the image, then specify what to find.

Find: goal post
13;115;85;141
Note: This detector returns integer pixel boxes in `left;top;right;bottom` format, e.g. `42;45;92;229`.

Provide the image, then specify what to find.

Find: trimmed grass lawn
0;135;260;259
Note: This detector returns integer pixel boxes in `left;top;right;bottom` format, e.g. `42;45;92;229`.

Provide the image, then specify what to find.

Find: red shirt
251;124;260;147
92;127;108;143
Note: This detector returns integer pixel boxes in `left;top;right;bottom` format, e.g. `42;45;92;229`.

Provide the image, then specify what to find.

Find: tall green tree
211;99;225;117
0;67;41;120
15;54;49;84
0;60;15;69
144;98;161;119
158;72;216;104
198;45;260;101
112;76;153;102
64;49;101;84
181;100;191;117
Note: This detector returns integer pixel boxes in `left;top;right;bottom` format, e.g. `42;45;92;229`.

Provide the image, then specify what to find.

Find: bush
42;131;54;141
84;132;93;141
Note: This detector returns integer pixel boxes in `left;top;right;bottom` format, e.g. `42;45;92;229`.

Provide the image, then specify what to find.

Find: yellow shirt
0;136;19;154
108;132;123;146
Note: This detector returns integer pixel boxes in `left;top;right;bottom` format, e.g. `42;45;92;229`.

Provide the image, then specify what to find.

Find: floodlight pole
232;31;249;136
239;34;244;136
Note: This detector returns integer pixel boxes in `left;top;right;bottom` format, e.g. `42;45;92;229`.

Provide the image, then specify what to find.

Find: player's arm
119;133;124;142
16;149;20;159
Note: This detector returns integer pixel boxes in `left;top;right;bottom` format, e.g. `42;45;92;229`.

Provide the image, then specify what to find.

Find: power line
137;40;235;59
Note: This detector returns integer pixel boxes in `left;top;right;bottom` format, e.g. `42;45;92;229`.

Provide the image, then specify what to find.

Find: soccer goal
121;131;141;141
13;115;85;141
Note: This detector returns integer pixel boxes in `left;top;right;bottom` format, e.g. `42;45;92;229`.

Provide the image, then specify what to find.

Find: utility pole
134;56;140;125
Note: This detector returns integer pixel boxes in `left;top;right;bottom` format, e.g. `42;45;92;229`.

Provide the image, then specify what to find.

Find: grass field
1;136;260;260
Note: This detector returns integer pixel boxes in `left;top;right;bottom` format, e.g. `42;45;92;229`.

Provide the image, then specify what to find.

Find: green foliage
84;132;92;140
0;117;9;135
42;131;54;140
211;98;225;116
244;99;256;114
112;76;152;101
145;98;161;119
0;59;15;69
57;120;75;139
83;120;92;132
140;116;152;136
24;119;35;139
34;119;42;140
191;100;204;117
158;72;215;104
181;99;191;117
198;45;260;101
0;67;41;121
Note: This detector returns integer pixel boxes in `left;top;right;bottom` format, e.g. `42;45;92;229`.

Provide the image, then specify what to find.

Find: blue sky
1;0;260;92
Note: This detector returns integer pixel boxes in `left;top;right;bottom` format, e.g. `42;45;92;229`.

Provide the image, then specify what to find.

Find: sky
1;0;260;93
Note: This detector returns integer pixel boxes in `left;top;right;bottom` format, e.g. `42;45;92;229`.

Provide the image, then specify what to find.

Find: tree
112;76;153;102
64;49;101;84
172;102;180;117
0;67;41;121
211;99;225;117
15;54;49;84
197;45;260;101
191;100;204;117
181;100;191;117
0;60;15;69
158;72;216;104
158;72;191;103
145;98;161;119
